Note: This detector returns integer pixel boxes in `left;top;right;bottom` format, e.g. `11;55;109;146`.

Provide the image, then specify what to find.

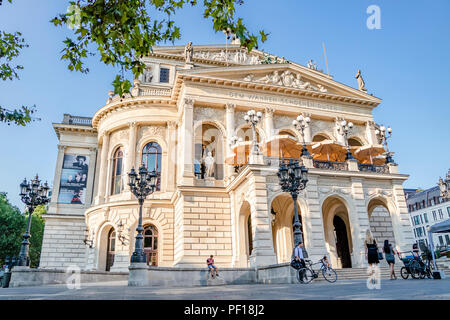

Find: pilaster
264;107;275;140
96;131;110;204
181;98;195;185
350;177;370;267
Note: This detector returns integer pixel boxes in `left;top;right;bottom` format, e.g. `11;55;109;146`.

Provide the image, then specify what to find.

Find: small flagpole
322;42;330;76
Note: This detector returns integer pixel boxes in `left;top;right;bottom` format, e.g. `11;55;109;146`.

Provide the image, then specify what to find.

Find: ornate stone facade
40;43;413;272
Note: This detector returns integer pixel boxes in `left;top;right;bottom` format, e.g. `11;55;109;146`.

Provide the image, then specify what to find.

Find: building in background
406;186;450;249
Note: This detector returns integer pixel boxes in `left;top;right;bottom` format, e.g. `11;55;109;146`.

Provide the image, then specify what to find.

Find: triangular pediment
177;63;381;105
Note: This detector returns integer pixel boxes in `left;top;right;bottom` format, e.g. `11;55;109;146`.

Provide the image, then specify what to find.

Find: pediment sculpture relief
193;50;261;65
243;70;328;93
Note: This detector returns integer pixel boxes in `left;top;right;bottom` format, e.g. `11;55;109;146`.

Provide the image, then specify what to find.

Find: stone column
350;177;370;267
225;103;235;156
304;113;312;143
125;122;138;190
302;175;327;262
49;144;67;208
181;98;195;185
97;131;110;204
264;107;275;140
85;147;98;206
167;121;177;191
247;168;277;267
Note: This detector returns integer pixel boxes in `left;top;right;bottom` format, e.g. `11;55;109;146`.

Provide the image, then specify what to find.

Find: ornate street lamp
438;169;450;199
18;175;50;266
277;160;308;246
338;119;355;160
375;124;394;164
128;165;159;263
244;110;263;155
292;114;311;157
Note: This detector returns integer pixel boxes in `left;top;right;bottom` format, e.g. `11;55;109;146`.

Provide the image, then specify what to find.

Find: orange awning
262;135;311;158
225;141;252;166
311;140;347;162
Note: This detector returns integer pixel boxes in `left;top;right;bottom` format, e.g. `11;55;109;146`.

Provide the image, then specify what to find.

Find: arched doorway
143;225;158;266
333;216;352;268
271;193;304;263
368;198;395;246
237;201;253;266
106;228;116;271
194;123;224;180
322;196;353;268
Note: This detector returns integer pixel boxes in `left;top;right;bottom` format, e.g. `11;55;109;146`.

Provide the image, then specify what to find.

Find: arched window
111;148;123;195
348;137;363;147
106;228;116;271
142;142;162;191
143;225;158;266
312;134;330;142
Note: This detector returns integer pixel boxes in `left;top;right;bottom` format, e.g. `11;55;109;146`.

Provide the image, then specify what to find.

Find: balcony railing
313;160;348;171
62;114;92;126
358;163;389;174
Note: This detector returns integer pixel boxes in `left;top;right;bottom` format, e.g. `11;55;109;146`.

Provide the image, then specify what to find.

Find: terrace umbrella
261;135;312;159
354;144;386;165
225;141;252;166
311;140;347;162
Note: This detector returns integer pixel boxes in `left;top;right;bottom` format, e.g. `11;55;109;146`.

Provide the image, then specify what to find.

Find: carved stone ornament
193;49;261;65
319;186;350;195
243;70;328;93
140;126;166;140
366;188;393;198
194;106;225;122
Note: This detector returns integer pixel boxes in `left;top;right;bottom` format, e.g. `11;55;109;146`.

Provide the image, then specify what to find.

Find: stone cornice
53;123;97;139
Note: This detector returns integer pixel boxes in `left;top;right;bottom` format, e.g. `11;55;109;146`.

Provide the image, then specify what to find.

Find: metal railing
358;163;389;174
62;114;92;126
313;160;348;171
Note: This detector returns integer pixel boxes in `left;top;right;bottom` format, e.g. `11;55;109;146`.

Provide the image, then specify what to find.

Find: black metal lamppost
277;160;308;246
375;124;394;164
128;165;159;263
244;110;263;156
18;175;50;266
292;114;311;157
338;119;355;160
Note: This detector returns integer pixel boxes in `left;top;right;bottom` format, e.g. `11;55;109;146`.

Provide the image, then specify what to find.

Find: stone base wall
175;193;232;266
10;267;128;287
39;214;88;269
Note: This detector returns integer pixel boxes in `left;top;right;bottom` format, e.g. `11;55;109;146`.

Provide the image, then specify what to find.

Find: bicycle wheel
400;267;409;279
409;260;421;279
297;268;314;284
322;267;337;283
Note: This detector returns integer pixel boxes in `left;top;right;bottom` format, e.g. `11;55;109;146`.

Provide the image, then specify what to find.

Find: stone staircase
314;266;403;281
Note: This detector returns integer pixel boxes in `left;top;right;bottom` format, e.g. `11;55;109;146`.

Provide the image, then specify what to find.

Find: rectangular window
159;67;170;83
424;213;428;223
439;209;444;220
420;215;423;224
413;228;417;238
433;211;437;221
445;235;450;246
439;236;444;245
447;207;450;218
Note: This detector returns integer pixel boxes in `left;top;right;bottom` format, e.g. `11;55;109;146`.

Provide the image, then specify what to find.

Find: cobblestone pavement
1;278;449;300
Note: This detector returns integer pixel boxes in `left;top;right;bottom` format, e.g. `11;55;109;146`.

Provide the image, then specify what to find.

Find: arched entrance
322;196;353;268
333;216;352;268
368;198;395;246
271;193;304;263
143;224;158;266
106;228;116;271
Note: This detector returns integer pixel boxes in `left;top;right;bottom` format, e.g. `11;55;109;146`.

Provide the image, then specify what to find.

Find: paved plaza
1;278;449;300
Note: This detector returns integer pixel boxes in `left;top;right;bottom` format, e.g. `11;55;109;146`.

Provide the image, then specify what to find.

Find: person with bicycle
206;255;219;278
294;242;306;280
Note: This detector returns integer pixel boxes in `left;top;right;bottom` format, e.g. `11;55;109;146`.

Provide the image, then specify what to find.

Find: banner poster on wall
57;154;89;204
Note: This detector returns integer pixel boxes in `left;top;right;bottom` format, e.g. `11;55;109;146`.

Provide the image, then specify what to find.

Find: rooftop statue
356;69;367;92
184;41;194;64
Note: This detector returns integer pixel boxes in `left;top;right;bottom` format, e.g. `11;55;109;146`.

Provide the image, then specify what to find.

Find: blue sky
1;0;449;209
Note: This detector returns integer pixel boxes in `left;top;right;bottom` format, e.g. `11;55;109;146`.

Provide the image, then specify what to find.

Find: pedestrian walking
364;230;379;279
383;240;397;280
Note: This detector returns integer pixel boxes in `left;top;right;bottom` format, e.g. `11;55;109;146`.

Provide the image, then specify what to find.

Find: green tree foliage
0;0;37;126
0;193;46;268
51;0;268;97
27;205;46;268
0;192;25;266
